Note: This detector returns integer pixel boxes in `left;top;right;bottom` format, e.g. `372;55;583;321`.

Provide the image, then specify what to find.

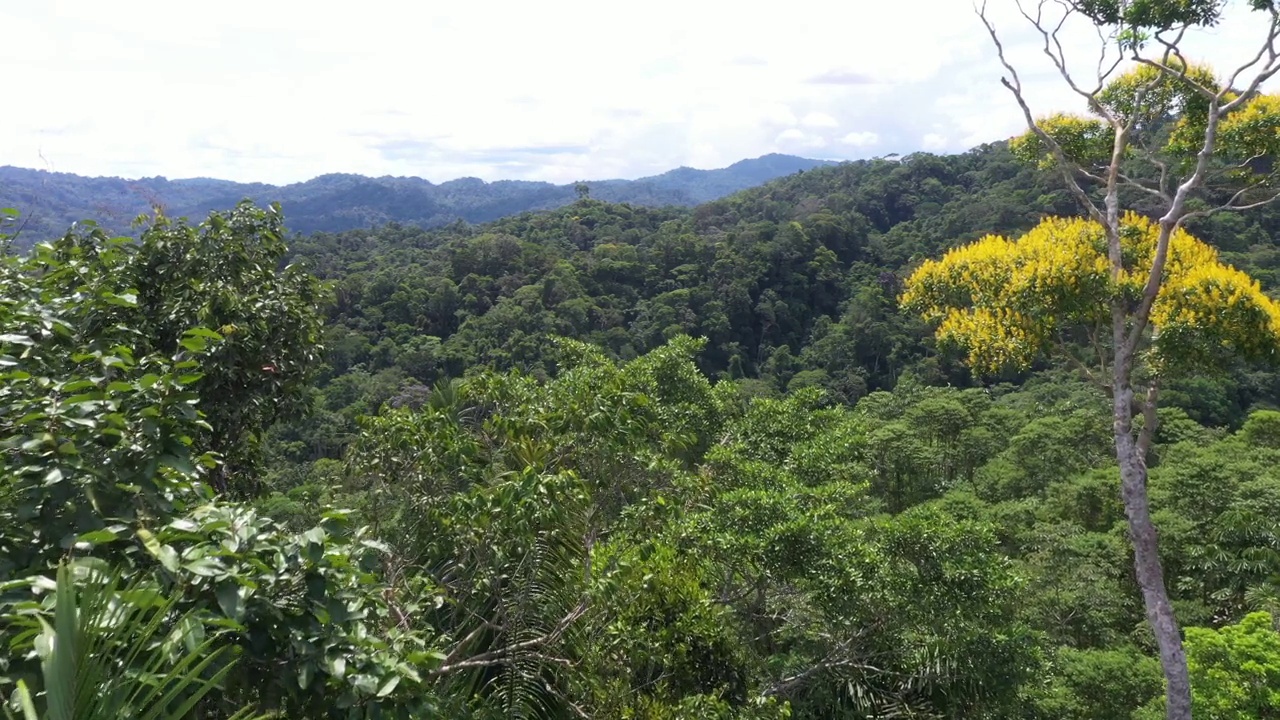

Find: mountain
0;154;838;241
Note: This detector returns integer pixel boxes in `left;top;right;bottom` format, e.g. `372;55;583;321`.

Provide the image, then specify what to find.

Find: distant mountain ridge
0;154;839;239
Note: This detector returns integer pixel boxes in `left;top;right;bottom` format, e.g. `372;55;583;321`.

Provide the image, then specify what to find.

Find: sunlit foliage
901;213;1280;374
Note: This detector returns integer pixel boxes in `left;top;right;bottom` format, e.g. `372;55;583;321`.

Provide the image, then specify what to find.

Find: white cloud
921;133;949;151
775;128;828;150
0;1;1273;184
801;112;839;128
762;104;800;127
841;131;880;147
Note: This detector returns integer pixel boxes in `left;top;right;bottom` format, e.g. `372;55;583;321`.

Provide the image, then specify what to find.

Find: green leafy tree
902;4;1280;715
1138;612;1280;719
1031;645;1162;720
0;229;216;579
43;202;326;496
0;207;438;719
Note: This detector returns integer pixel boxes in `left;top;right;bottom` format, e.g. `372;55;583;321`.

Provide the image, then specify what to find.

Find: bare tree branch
764;655;891;698
1152;25;1203;87
1125;12;1280;363
429;599;589;677
976;0;1107;225
1223;153;1270;175
1124;94;1224;357
1178;184;1280;226
437;621;500;668
1153;156;1174;200
1117;172;1170;200
1093;16;1124;87
1076;166;1108;184
1218;5;1280;101
1016;0;1116;118
1128;26;1221;102
1054;334;1108;390
3;215;29;248
1136;12;1280;112
1090;322;1109;380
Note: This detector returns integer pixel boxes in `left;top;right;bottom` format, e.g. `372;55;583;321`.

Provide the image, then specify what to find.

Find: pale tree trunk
974;7;1280;717
1111;350;1192;719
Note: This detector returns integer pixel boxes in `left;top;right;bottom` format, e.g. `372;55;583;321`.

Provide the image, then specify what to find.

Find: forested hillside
237;141;1280;716
4;133;1280;719
7;14;1280;711
278;142;1280;452
0;154;834;241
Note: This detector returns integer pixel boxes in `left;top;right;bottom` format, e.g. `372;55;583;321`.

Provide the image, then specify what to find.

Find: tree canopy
902;212;1280;375
6;84;1280;717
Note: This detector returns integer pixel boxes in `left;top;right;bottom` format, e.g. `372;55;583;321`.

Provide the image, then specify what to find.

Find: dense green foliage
5;140;1280;718
274;143;1280;479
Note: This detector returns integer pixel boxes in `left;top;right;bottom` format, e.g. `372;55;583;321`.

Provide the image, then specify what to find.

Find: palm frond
4;562;270;720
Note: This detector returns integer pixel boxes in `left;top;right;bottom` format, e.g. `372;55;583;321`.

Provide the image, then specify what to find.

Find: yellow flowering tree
902;212;1280;377
946;3;1280;718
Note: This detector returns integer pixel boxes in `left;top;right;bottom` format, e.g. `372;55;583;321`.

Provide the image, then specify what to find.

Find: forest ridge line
0;152;839;240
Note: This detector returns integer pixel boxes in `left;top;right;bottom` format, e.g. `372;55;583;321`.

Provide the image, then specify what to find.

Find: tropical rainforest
6;6;1280;718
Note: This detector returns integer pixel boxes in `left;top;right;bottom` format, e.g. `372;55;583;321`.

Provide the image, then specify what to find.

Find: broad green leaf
352;673;377;694
376;675;401;697
216;581;245;622
183;557;223;577
75;528;119;545
137;528;180;573
183;327;224;340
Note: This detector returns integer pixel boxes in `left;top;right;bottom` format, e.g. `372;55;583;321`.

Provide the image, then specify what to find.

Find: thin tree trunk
1112;373;1192;720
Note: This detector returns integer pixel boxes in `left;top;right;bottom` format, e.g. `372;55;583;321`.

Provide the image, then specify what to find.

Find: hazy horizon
0;152;838;186
2;1;1270;185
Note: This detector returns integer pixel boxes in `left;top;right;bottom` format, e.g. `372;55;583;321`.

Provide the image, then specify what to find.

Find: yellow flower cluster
901;213;1280;375
1153;252;1280;367
1218;93;1280;161
1008;62;1280;172
1009;114;1114;169
935;306;1048;376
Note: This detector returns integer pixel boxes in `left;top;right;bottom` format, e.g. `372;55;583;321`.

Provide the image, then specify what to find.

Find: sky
0;1;1273;186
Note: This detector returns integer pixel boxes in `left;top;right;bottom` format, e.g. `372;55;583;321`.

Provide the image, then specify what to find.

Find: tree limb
1093;17;1124;87
1135;12;1280;112
1117;172;1170;200
1124;92;1225;357
1221;7;1280;107
1138;25;1215;97
1017;0;1116;118
1178;184;1280;226
1152;157;1173;201
1090;322;1109;381
977;0;1107;225
764;656;891;698
1054;335;1108;390
437;621;499;668
429;599;589;677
